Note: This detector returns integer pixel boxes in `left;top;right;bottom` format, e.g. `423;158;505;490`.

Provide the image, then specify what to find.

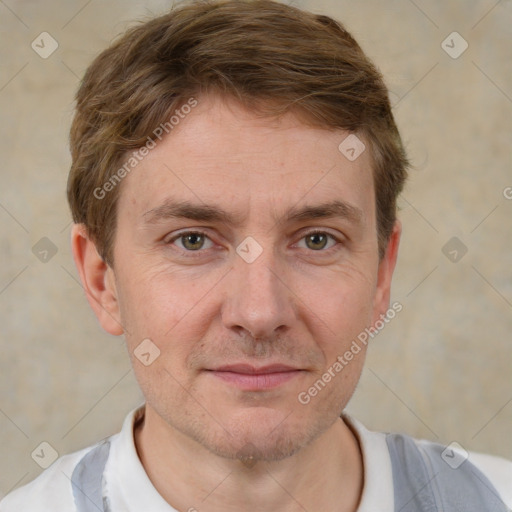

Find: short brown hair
67;0;409;264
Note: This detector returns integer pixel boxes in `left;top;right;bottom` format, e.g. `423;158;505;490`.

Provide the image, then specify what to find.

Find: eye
168;231;214;251
165;229;341;254
297;231;339;251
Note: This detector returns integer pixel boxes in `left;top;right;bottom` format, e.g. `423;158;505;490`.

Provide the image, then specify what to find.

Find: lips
212;364;299;374
206;363;303;391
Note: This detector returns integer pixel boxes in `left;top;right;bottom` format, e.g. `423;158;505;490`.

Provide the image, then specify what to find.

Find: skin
72;93;401;512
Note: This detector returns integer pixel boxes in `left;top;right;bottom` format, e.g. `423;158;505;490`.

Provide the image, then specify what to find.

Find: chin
204;425;312;463
186;405;334;463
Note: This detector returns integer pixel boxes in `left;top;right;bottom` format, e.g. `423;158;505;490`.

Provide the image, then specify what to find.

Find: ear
71;224;124;336
371;219;402;324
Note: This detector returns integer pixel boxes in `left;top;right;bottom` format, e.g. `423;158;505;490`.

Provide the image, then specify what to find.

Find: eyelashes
166;229;343;255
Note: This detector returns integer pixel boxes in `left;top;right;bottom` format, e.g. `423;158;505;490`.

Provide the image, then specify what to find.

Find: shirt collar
106;404;394;512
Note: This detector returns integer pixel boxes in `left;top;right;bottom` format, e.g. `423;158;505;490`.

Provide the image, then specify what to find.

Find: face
77;94;399;462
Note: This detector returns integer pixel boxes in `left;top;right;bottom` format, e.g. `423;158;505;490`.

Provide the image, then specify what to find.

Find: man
1;1;510;510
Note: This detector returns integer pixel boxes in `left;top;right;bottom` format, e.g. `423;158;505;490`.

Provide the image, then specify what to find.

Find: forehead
117;94;375;226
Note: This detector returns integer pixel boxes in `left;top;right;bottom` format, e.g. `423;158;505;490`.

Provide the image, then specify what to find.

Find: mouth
205;364;305;391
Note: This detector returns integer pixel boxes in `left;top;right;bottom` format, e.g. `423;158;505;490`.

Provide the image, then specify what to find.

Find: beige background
1;0;511;496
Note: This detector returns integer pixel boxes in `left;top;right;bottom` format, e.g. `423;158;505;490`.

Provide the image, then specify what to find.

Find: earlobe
372;220;402;324
71;224;124;336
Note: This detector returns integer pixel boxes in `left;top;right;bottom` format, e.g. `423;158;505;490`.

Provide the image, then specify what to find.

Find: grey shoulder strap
70;440;112;512
386;433;509;512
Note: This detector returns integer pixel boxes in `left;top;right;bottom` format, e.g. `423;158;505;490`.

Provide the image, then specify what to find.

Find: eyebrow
142;198;363;227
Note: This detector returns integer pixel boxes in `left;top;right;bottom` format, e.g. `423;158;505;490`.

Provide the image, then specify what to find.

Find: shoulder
407;436;512;509
344;413;512;511
0;441;108;512
1;405;143;512
453;446;512;507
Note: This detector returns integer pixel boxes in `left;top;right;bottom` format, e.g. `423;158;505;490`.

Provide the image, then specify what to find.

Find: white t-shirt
1;404;511;511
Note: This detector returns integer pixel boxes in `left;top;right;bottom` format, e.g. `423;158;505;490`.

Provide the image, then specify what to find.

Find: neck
134;405;364;512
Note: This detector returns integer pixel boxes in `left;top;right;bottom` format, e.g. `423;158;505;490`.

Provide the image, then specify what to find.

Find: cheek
117;269;209;399
116;262;220;353
293;264;376;345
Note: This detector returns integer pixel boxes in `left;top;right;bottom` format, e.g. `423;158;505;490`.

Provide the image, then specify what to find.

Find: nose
221;243;296;341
